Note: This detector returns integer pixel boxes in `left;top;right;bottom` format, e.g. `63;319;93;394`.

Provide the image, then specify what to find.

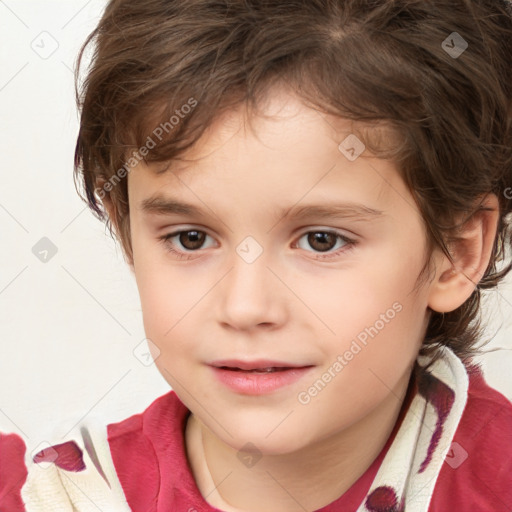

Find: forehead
128;88;415;221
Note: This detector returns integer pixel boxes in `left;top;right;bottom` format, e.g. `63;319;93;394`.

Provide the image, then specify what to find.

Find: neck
185;370;413;512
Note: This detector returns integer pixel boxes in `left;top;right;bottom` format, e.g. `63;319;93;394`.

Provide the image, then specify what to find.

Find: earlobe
427;193;500;313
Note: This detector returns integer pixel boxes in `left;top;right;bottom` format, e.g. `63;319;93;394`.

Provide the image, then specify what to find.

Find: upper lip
209;359;314;370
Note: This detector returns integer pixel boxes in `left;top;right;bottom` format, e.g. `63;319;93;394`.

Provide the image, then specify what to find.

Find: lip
208;359;315;395
209;359;310;371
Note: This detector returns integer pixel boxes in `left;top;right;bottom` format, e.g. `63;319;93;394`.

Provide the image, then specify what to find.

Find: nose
217;245;288;332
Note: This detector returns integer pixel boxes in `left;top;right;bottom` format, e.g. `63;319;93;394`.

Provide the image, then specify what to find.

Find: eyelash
158;228;357;261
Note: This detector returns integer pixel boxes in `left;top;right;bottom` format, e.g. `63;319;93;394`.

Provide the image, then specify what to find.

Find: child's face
128;87;441;454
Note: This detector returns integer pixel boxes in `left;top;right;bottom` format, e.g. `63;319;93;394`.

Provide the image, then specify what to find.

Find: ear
427;193;500;313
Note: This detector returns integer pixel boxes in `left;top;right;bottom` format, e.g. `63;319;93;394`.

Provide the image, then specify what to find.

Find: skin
111;85;499;512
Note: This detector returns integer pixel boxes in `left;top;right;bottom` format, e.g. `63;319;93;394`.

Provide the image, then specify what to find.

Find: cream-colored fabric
21;422;131;512
356;346;469;511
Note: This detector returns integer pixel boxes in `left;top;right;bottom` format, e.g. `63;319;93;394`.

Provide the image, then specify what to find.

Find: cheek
137;271;193;340
133;253;210;364
132;244;179;339
350;239;427;313
312;250;427;371
305;260;418;339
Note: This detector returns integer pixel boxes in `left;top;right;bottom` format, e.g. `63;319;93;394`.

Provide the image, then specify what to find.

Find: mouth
217;367;295;373
209;359;313;372
208;359;315;395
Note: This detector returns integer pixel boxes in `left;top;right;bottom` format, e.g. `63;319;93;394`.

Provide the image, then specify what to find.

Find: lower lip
210;366;314;395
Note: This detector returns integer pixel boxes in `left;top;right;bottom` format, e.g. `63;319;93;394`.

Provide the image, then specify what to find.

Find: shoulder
429;365;512;511
106;390;190;511
108;389;183;440
20;421;132;512
454;365;512;456
3;391;184;512
107;389;186;458
0;432;28;512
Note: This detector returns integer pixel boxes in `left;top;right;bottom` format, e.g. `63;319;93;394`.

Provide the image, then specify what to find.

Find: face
127;87;438;455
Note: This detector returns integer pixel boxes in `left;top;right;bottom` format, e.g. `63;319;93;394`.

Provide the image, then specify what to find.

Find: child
4;0;512;510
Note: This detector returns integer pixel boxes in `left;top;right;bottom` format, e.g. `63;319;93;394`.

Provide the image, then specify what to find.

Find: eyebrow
140;195;384;223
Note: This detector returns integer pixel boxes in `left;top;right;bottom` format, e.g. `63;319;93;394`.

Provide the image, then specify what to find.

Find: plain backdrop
1;0;511;458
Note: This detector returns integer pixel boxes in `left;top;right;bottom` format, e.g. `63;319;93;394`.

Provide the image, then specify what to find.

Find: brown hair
74;0;512;361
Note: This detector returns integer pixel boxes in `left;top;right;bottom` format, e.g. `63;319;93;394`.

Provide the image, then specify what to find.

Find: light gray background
1;0;511;459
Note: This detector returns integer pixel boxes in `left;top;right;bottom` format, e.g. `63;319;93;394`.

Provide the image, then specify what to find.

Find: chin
213;421;316;457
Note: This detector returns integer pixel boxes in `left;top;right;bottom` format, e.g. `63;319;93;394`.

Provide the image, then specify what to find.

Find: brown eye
177;230;206;250
159;228;216;259
306;232;337;252
295;230;356;260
